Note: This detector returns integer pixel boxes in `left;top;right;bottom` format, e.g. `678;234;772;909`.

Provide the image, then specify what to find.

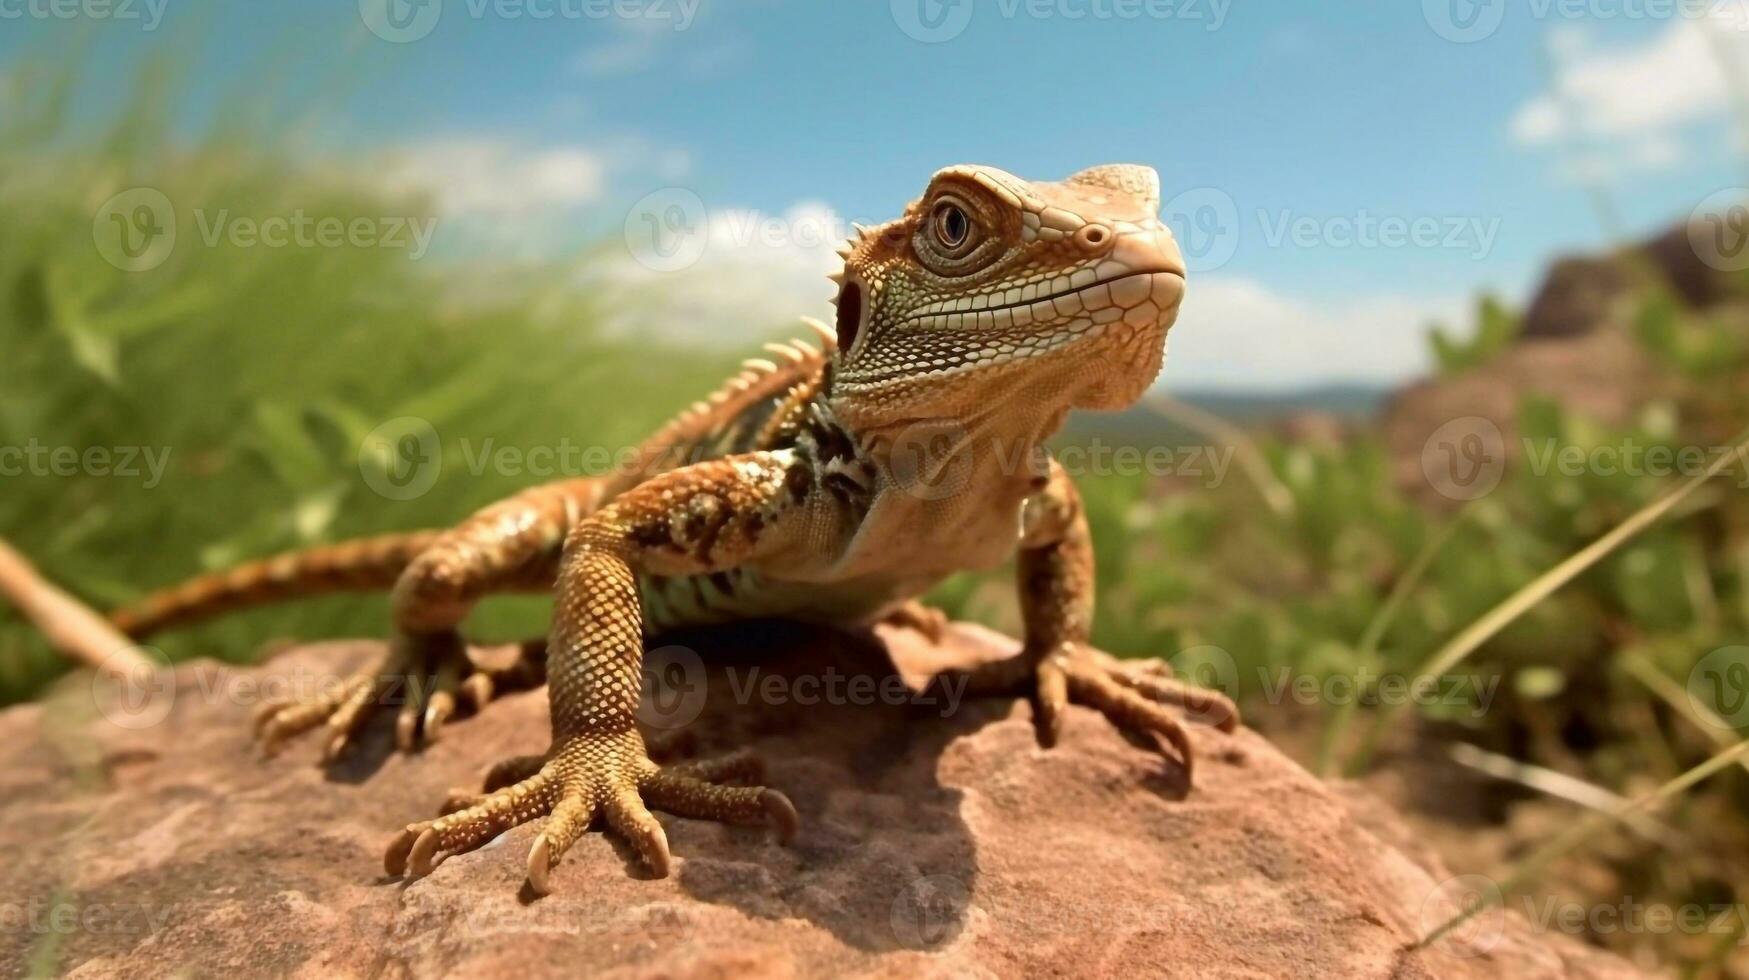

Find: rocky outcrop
1521;221;1733;341
3;622;1647;978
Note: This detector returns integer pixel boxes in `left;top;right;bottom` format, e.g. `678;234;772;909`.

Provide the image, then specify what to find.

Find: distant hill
1059;383;1390;448
1176;384;1389;420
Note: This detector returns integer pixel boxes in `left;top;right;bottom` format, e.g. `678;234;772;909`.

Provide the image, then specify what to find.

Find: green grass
0;53;739;698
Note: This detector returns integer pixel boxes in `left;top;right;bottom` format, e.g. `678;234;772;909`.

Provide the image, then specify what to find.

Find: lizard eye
912;188;998;276
932;203;970;250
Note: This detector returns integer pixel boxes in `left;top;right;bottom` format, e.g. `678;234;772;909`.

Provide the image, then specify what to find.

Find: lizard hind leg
253;631;546;761
252;478;593;761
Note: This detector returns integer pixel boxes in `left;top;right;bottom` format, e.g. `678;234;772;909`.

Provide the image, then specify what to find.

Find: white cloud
1508;9;1749;178
1165;277;1468;389
583;202;848;343
574;35;660;77
378;138;606;216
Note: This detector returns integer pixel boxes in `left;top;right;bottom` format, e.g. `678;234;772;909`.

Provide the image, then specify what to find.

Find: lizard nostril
1073;224;1112;252
834;280;863;354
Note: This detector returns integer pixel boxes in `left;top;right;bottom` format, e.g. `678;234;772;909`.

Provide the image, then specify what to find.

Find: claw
459;672;494;710
526;835;554;896
394;705;421;752
385;827;418;876
252;700;287;735
639;823;673;878
761;790;799;843
423;690;456;741
408;828;442;878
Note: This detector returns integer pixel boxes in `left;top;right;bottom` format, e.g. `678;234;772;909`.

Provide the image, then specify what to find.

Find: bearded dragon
111;163;1237;895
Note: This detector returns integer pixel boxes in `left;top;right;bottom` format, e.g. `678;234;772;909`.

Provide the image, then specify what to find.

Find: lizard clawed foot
948;644;1238;781
253;635;548;761
385;732;797;894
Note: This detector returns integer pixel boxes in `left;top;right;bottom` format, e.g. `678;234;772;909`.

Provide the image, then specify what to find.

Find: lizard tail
110;530;443;639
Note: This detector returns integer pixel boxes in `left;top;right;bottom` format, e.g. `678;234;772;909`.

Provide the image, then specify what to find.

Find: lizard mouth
897;267;1185;331
838;268;1183;392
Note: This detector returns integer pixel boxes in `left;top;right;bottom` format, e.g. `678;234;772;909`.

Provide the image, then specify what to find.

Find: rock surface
4;621;1648;979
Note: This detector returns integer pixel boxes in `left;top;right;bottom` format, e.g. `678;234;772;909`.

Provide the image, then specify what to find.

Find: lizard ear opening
834;279;863;355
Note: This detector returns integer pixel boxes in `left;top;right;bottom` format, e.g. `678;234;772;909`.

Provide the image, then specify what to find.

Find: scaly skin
112;164;1239;894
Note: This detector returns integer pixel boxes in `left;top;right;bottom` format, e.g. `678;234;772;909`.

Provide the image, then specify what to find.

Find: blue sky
5;0;1746;388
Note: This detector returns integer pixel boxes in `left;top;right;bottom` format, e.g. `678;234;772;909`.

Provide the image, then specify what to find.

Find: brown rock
1380;330;1661;504
1521;221;1732;341
4;622;1647;978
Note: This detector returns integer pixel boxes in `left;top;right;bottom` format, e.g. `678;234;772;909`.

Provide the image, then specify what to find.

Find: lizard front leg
385;453;804;893
255;478;598;758
953;461;1238;778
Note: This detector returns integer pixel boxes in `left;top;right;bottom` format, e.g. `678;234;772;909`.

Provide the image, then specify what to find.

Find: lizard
110;163;1239;895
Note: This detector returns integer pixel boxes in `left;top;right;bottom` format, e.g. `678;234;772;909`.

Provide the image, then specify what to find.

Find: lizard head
826;163;1185;436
